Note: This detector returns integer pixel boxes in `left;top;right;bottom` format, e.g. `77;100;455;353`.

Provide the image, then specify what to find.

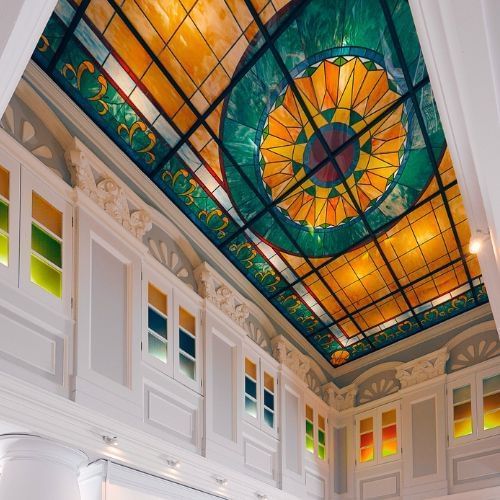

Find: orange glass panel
32;192;62;237
382;424;397;441
360;432;373;448
483;392;500;413
382;409;396;426
245;358;257;379
179;307;195;334
264;372;274;392
360;417;373;434
454;418;472;438
0;165;9;199
382;439;397;457
484;409;500;430
148;283;167;315
306;405;313;421
360;446;374;463
318;414;325;431
453;402;471;421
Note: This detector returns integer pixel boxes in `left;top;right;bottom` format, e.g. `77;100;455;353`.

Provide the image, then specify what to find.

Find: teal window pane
0;233;7;266
179;352;195;380
32;223;62;267
179;328;195;357
264;389;274;410
0;200;8;232
148;333;167;363
245;376;257;398
264;408;274;428
306;420;314;437
148;307;167;339
245;396;257;418
483;374;500;395
318;429;325;445
30;254;62;297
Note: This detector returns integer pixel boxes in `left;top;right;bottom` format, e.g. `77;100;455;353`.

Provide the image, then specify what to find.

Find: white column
0;0;57;116
0;434;87;500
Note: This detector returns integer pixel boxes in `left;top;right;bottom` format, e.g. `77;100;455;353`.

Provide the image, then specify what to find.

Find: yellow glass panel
30;254;62;298
245;357;257;379
0;233;8;266
318;414;325;431
484;409;500;430
454;418;472;438
0;165;9;200
382;409;396;426
360;417;373;434
360;446;374;463
179;306;195;334
264;371;274;393
382;439;397;457
483;392;500;413
32;192;62;237
148;283;167;315
306;405;313;421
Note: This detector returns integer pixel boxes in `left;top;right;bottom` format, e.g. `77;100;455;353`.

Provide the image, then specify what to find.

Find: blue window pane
245;376;257;398
264;389;274;410
264;408;274;428
148;333;167;363
179;328;195;357
148;307;167;339
245;396;257;418
179;352;195;380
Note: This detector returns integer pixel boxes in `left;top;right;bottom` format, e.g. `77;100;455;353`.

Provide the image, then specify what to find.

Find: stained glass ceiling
33;0;487;366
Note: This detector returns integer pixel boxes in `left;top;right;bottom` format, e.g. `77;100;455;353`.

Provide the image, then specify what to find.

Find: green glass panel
318;444;326;461
318;429;326;445
306;420;314;437
245;396;257;418
30;254;62;297
0;200;8;232
179;352;195;380
305;435;314;453
0;233;8;266
148;333;167;363
32;223;62;267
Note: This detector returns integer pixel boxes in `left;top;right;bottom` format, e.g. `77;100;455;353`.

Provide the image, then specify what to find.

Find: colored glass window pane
148;332;167;363
32;192;62;237
0;199;8;267
306;405;314;454
359;416;374;463
30;254;62;298
0;165;8;200
178;306;195;380
245;377;257;399
381;409;397;458
244;357;258;419
245;358;257;379
148;283;167;315
245;396;257;418
179;328;195;357
179;307;195;335
264;408;274;428
148;307;167;339
0;200;8;233
483;374;500;431
179;352;195;380
31;223;62;267
0;233;7;267
453;385;472;438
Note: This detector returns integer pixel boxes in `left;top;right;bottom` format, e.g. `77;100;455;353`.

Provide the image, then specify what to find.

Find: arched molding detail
246;320;271;354
446;320;500;372
356;370;400;406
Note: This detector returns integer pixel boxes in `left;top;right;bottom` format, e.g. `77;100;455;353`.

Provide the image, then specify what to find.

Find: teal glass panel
179;328;195;357
148;307;167;339
0;233;8;266
264;408;274;428
148;333;167;363
264;389;274;410
32;223;62;267
30;254;62;297
0;200;8;232
179;352;195;380
245;377;257;399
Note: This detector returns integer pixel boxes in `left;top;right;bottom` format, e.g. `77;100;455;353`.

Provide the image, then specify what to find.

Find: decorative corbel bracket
321;381;356;411
396;346;449;389
271;335;311;383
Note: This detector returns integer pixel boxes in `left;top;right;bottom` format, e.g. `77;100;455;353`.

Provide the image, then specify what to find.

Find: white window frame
304;397;329;464
19;168;72;315
0;149;20;287
355;402;401;468
243;349;260;426
477;365;500;439
260;359;278;437
447;374;477;446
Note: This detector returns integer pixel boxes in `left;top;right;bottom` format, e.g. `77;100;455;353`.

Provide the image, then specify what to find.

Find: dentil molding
65;139;152;240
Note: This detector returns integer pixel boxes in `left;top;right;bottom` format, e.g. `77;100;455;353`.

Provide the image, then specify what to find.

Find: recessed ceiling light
102;435;119;446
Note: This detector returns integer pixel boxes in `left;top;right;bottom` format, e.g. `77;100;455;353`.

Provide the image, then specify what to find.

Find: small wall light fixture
164;457;180;469
101;435;119;446
214;475;228;487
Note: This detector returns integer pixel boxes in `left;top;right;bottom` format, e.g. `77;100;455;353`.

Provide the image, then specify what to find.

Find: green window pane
0;233;8;266
148;333;167;363
306;435;314;453
318;429;325;445
30;254;62;297
32;223;62;267
0;200;8;232
179;352;195;380
318;444;326;461
306;420;314;437
245;396;257;418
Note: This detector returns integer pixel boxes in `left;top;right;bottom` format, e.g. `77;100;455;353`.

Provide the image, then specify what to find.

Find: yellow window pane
32;192;62;237
360;416;373;434
318;414;325;431
483;392;500;413
179;306;195;334
0;165;9;200
306;405;313;421
148;283;167;315
264;371;274;392
382;439;397;457
360;446;374;463
0;233;8;266
245;357;257;379
454;418;472;438
484;409;500;430
30;254;62;298
382;409;396;426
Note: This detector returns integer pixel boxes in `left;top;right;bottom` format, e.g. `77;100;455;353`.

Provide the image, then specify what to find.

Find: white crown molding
321;381;356;411
395;347;449;389
23;62;336;378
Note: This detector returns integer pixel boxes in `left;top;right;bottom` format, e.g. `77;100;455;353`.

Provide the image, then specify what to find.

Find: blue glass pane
264;408;274;428
179;352;195;380
179;328;195;357
148;307;167;339
264;389;274;410
245;396;257;418
245;376;257;398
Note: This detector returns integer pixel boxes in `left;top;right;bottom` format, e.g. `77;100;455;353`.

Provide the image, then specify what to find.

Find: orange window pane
454;402;471;421
148;283;167;315
135;0;188;43
318;414;325;431
0;165;9;199
32;192;62;237
360;417;373;434
264;371;274;392
382;424;397;441
382;439;397;457
382;409;396;426
454;418;472;438
360;431;373;448
360;446;374;463
306;405;313;422
179;307;195;334
245;357;257;379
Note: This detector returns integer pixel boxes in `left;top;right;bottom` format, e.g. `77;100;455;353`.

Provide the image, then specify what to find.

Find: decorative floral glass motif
32;0;486;365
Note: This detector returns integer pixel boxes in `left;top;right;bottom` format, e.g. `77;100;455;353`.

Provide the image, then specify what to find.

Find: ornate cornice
395;347;449;389
271;335;311;383
321;382;356;411
194;263;250;328
65;142;152;240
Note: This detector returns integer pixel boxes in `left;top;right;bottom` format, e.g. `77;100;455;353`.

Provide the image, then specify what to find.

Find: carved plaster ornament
271;335;311;383
322;382;356;411
65;147;152;240
396;348;449;389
